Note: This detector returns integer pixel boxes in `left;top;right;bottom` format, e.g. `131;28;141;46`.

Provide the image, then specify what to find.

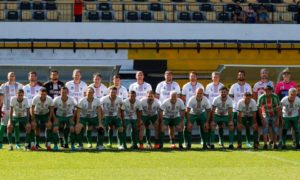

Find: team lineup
0;68;299;151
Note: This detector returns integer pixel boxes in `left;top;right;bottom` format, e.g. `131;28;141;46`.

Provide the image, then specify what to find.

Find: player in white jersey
66;69;87;103
0;72;23;149
185;88;211;149
53;87;77;150
129;71;152;101
253;69;274;101
155;71;181;103
75;87;103;150
206;72;224;104
31;88;55;151
236;92;258;150
159;91;185;149
211;87;234;149
139;90;161;149
121;91;142;149
89;73;108;100
100;87;125;150
182;71;205;104
23;71;43;106
280;88;300;149
8;89;31;151
111;74;128;100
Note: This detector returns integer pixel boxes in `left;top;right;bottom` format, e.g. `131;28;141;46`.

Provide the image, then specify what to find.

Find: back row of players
0;68;298;151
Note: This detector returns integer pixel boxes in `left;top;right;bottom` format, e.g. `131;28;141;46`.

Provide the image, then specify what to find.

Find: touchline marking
244;151;300;166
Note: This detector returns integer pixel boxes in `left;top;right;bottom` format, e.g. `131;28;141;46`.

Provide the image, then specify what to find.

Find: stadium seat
134;0;148;2
189;4;200;12
150;3;162;11
271;12;282;22
47;10;58;21
270;0;283;3
0;10;5;21
124;4;136;11
137;4;148;11
166;12;176;21
192;12;204;21
7;11;18;20
287;5;298;12
88;11;100;20
214;5;224;12
265;4;275;12
45;2;57;10
172;0;185;2
175;4;187;12
33;1;44;10
276;5;286;12
196;0;210;2
217;12;230;21
201;4;214;12
258;0;270;3
160;0;172;2
114;11;124;21
0;3;4;10
86;3;97;11
206;12;216;21
7;3;18;10
163;4;174;12
101;11;113;20
20;1;31;10
21;10;32;21
179;11;191;21
127;11;139;20
153;11;165;21
225;4;235;12
141;11;152;20
33;11;45;20
112;4;123;11
99;3;110;11
282;12;292;22
293;13;299;22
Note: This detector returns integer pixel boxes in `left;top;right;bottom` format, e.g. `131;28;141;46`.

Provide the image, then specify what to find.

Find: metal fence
0;1;299;23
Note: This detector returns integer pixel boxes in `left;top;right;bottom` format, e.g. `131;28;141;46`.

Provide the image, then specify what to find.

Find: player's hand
187;122;193;130
98;123;104;129
237;123;243;130
8;120;12;127
204;122;209;130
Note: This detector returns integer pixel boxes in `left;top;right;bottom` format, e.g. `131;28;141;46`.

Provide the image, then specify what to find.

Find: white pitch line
244;151;300;166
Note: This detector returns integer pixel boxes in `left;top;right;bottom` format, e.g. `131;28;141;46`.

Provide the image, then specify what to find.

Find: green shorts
125;119;138;128
141;115;158;126
163;117;181;126
12;116;28;127
283;116;299;130
240;116;253;127
185;113;207;126
56;116;74;127
79;117;98;126
35;113;49;125
102;116;122;128
214;114;229;125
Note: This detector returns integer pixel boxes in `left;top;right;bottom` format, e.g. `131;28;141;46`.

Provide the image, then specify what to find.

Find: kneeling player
31;88;56;150
185;88;211;149
53;87;77;150
211;87;235;149
121;91;142;149
159;91;185;149
8;89;32;150
280;88;300;149
75;87;104;150
237;92;258;150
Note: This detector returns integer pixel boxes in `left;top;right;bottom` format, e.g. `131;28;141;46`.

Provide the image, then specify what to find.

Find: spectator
232;0;245;23
257;4;270;23
297;1;300;24
74;0;83;22
245;3;257;23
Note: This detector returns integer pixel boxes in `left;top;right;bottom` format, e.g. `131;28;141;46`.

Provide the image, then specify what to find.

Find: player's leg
86;124;94;148
131;120;139;149
209;120;216;149
52;119;59;151
113;117;125;150
75;118;86;150
175;118;184;149
183;115;192;149
291;117;300;149
153;117;160;149
58;121;64;148
107;124;114;147
252;122;259;150
271;117;278;149
69;118;76;151
96;125;105;150
7;120;14;151
24;121;31;150
228;120;235;149
237;119;244;149
45;120;53;151
245;117;253;147
159;118;169;149
0;110;9;149
199;113;208;149
30;120;37;150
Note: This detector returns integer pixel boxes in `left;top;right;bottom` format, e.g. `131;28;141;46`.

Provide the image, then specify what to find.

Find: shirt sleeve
155;82;162;94
274;83;280;95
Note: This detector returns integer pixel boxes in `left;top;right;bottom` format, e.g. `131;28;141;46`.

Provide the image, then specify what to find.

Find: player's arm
48;106;55;122
0;95;3;118
26;108;30;123
75;107;81;124
253;90;258;102
228;107;233;122
30;105;36;122
185;107;191;126
9;106;13;126
298;106;300;124
211;106;216;122
97;106;103;128
136;109;142;130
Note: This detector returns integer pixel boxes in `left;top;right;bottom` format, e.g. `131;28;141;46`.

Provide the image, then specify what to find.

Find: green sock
97;130;104;146
295;130;299;145
178;131;184;146
133;129;138;146
25;133;31;145
35;135;40;145
77;129;84;146
282;129;287;145
237;131;242;145
159;132;164;146
7;133;13;144
70;132;75;145
253;131;258;145
210;131;215;144
0;125;6;143
108;128;113;145
53;132;59;146
63;128;70;145
46;129;52;143
184;128;188;144
219;128;224;144
246;127;251;143
117;131;124;146
229;131;234;145
202;132;208;145
30;130;35;144
87;130;92;144
14;125;20;144
146;128;151;144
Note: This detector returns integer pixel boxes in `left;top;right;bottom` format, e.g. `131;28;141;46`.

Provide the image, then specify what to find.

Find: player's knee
53;127;59;133
70;127;75;133
7;125;13;133
118;127;123;132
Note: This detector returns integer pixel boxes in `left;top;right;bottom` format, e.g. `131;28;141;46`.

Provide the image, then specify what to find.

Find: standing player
100;87;125;150
31;88;56;150
211;87;234;149
66;69;87;103
257;85;281;149
280;88;300;149
121;91;142;149
23;71;43;106
111;74;128;100
182;71;204;104
275;69;298;100
140;90;161;149
75;87;104;150
185;88;211;149
253;69;274;101
8;89;31;151
0;72;23;149
53;87;77;150
88;73;108;100
159;91;185;149
129;71;152;100
236;92;258;150
43;70;65;99
229;70;252;147
206;72;224;104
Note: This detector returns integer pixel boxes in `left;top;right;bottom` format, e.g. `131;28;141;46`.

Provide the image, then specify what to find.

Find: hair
165;71;173;75
61;86;69;92
73;69;81;75
219;86;228;92
260;68;268;74
244;92;252;97
147;90;155;95
17;89;24;94
28;71;37;76
189;71;197;76
86;87;94;93
129;90;136;95
136;71;144;76
238;70;245;75
39;88;47;93
50;70;59;74
212;71;220;77
109;86;118;91
289;88;297;95
93;73;102;79
113;74;121;79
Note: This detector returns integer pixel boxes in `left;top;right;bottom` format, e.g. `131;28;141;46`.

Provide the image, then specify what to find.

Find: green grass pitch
1;143;300;180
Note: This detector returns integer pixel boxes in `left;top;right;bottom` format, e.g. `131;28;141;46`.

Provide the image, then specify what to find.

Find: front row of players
5;85;300;151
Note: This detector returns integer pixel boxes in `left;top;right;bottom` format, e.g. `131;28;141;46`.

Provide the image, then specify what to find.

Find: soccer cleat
31;145;37;151
146;143;152;149
77;145;83;151
87;143;93;149
185;143;191;150
296;144;300;150
96;145;105;151
254;144;259;151
178;144;184;150
139;143;144;150
131;144;139;150
281;145;287;150
25;145;30;151
273;144;278;150
118;145;125;150
53;145;59;151
46;143;52;151
63;144;69;149
71;145;76;151
15;144;21;150
36;144;42;150
237;144;242;150
210;144;215;150
60;138;64;148
263;144;268;150
228;144;234;150
202;144;208;150
8;145;13;151
170;144;177;149
154;144;160;149
246;142;253;148
106;143;112;148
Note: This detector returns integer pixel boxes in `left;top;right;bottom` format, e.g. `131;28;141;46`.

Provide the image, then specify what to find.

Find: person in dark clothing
297;1;300;24
43;70;65;99
74;0;83;22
